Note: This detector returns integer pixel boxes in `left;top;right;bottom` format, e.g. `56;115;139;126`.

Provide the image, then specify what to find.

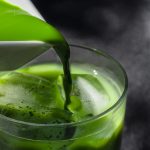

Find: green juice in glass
0;1;127;150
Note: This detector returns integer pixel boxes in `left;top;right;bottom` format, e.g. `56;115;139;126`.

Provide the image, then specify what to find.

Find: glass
0;45;128;150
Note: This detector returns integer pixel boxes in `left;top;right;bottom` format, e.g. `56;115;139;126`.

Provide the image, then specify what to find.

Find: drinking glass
0;44;128;150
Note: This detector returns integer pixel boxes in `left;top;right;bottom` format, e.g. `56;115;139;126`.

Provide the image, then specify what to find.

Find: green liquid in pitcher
0;1;126;150
0;0;72;108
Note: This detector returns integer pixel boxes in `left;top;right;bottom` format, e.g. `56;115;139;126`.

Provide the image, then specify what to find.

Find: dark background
31;0;150;150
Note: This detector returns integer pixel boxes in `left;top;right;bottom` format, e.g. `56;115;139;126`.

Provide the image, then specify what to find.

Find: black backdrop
31;0;150;149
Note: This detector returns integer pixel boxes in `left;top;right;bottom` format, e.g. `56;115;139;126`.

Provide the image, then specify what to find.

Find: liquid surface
0;0;72;109
0;64;117;123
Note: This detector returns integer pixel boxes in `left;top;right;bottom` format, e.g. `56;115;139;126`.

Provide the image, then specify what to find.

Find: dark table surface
32;0;150;149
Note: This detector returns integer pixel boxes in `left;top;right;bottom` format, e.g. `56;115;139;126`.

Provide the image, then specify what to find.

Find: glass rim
0;44;128;127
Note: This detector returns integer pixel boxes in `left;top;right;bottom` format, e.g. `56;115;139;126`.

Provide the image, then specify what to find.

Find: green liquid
0;64;125;150
0;0;72;109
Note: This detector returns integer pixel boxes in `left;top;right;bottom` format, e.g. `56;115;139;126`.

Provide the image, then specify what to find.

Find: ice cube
68;74;110;121
0;71;71;123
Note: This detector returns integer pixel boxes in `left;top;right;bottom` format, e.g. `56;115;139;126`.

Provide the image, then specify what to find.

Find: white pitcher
0;0;50;71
